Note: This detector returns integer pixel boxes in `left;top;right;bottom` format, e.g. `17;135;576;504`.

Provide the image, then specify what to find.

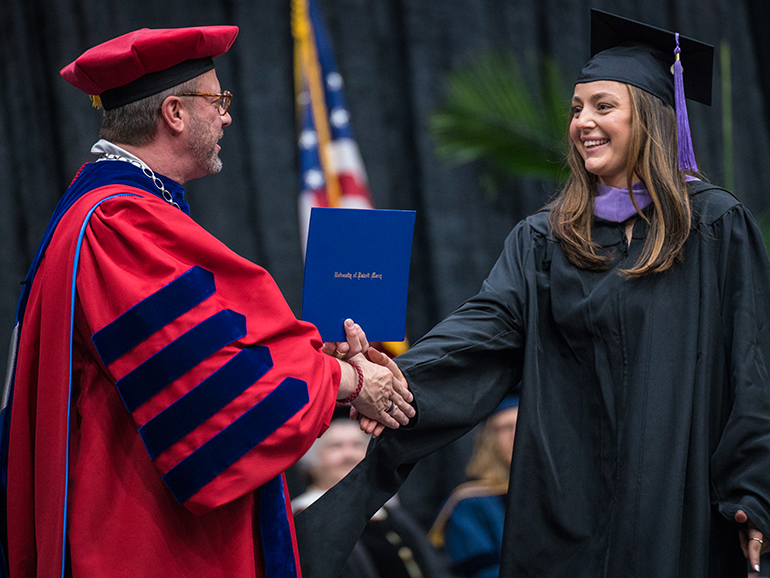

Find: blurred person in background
293;418;448;578
428;395;519;578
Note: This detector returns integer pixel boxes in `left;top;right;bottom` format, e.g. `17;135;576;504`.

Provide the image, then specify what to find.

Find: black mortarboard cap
576;9;714;107
576;9;714;171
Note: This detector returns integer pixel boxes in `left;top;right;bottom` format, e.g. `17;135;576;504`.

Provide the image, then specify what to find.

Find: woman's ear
159;95;186;135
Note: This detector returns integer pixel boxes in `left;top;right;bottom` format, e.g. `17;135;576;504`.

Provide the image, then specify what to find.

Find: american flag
292;0;373;252
291;0;409;355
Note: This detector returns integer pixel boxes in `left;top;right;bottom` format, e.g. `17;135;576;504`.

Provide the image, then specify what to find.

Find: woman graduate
296;10;770;578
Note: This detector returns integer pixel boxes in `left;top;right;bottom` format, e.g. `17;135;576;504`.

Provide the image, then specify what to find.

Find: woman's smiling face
569;80;635;189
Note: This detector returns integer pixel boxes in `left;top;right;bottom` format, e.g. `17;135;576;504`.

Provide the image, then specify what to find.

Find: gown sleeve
74;192;341;514
708;203;770;535
296;217;543;578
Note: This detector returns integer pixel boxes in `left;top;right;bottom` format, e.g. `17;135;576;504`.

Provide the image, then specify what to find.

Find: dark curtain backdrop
2;0;769;526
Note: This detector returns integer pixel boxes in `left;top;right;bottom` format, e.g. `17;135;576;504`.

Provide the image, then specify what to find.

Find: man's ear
159;96;186;135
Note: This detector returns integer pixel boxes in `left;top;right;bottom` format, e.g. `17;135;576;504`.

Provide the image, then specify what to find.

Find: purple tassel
674;33;699;172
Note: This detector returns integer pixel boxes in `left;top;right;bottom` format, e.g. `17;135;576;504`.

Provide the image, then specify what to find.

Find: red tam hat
60;25;239;110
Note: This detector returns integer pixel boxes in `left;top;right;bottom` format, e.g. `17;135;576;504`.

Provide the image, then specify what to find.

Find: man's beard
187;113;223;175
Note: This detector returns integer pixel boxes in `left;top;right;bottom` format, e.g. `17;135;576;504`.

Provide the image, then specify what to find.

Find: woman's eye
597;102;612;111
571;106;582;116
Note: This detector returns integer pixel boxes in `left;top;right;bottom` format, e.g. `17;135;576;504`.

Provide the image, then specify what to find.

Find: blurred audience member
293;419;448;578
428;395;519;578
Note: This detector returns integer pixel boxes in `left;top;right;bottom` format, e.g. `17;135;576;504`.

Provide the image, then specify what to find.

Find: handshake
323;319;415;435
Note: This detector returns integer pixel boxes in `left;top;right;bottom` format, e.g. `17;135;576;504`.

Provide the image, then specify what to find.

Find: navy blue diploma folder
302;207;416;342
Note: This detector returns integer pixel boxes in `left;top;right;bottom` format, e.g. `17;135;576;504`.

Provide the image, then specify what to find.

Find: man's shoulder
61;179;155;227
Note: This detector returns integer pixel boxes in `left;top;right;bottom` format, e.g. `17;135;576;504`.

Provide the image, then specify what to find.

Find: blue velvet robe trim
139;345;274;460
162;376;309;504
113;309;247;413
260;475;298;578
93;266;215;366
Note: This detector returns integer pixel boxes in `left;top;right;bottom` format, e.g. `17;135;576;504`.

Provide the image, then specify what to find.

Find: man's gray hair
99;76;200;147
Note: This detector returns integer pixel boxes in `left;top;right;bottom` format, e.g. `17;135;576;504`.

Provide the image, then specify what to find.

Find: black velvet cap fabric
100;57;215;110
576;9;714;106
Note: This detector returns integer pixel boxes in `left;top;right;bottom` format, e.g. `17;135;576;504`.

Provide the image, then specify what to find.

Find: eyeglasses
177;90;233;115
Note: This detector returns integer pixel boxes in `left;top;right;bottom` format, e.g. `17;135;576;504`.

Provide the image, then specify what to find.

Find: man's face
185;70;231;179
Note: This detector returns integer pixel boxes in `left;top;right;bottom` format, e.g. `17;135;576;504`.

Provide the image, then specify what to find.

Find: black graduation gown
295;182;770;578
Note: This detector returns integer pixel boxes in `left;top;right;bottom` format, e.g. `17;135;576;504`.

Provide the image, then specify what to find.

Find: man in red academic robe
4;26;414;578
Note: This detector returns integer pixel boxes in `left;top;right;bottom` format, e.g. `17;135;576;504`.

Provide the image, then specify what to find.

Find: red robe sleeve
75;189;341;514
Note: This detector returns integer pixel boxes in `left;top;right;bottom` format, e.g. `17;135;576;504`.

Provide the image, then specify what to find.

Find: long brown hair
549;84;694;277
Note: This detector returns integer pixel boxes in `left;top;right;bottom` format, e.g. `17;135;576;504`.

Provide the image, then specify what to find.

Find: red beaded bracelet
338;359;364;404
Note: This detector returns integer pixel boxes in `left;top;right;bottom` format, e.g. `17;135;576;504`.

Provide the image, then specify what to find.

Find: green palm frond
430;51;571;183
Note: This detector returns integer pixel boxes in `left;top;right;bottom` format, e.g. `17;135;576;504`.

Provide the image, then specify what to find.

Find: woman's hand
322;318;368;360
735;509;770;572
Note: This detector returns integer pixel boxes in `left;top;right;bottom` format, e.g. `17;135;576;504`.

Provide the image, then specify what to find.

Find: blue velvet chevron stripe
162;377;309;505
115;309;247;413
139;345;273;460
92;266;216;366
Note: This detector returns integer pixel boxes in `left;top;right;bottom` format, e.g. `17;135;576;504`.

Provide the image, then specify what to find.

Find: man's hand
345;353;414;428
325;320;413;431
322;318;368;360
350;348;410;437
735;509;769;573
